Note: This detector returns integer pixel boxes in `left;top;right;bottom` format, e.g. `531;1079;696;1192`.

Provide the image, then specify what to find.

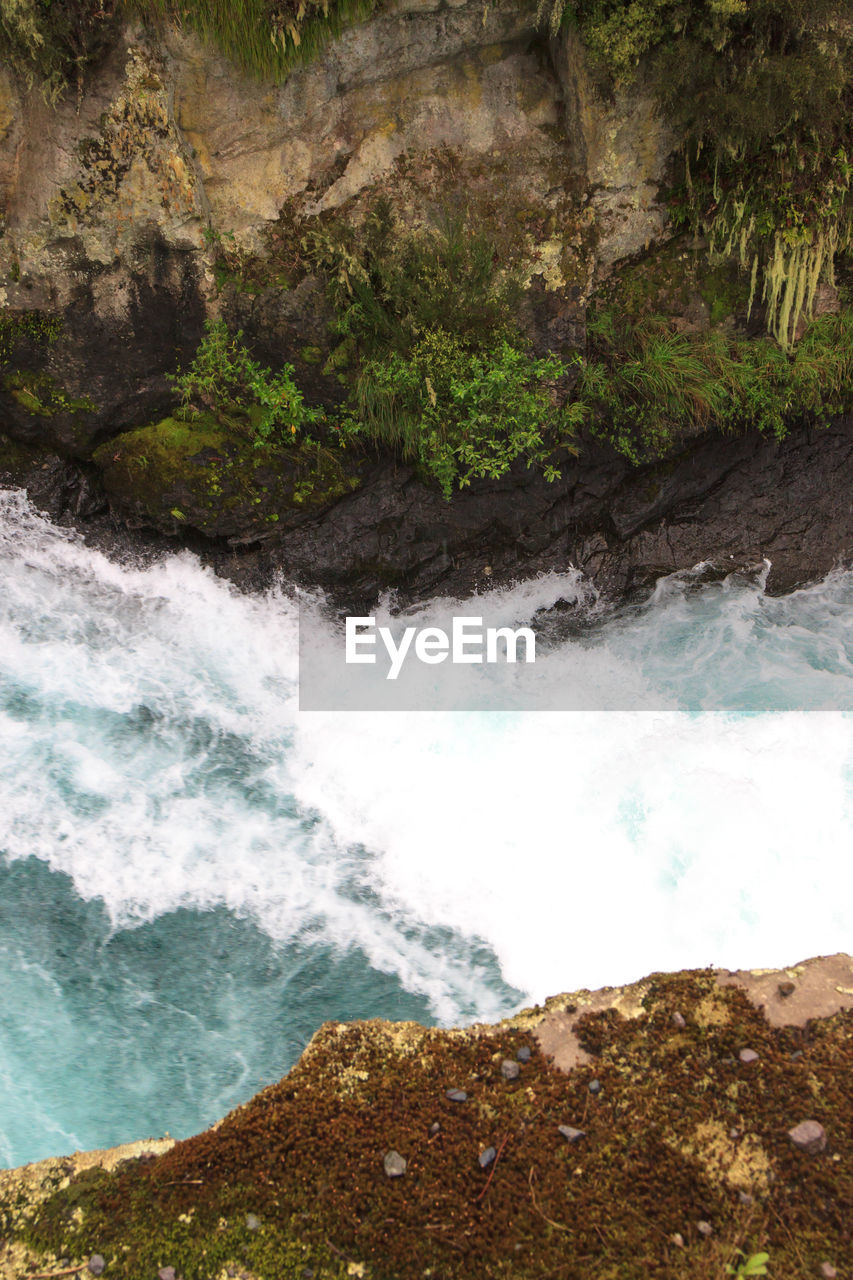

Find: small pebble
158;1270;176;1280
697;1221;713;1237
588;1079;601;1095
501;1059;520;1081
778;980;796;997
245;1213;260;1232
730;1128;740;1140
446;1088;467;1103
383;1150;407;1178
671;1011;686;1029
558;1125;585;1143
88;1258;106;1277
791;1049;804;1061
517;1046;532;1063
478;1146;496;1169
672;1233;684;1248
738;1191;753;1205
739;1048;759;1065
788;1120;827;1155
429;1121;441;1136
819;1263;838;1279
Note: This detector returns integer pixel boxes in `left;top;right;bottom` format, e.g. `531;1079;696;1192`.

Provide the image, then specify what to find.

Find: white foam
2;488;853;1024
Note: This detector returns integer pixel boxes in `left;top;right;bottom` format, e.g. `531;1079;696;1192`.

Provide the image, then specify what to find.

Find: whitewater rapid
1;487;852;1164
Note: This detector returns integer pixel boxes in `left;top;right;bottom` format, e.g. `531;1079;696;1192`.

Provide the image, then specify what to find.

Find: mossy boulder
92;414;361;540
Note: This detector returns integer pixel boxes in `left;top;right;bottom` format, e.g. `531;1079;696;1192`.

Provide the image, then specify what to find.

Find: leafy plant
579;307;853;460
304;201;522;364
168;318;319;445
726;1250;770;1277
351;327;582;498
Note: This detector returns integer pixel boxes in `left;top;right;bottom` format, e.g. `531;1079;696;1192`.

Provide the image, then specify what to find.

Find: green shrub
351;327;583;499
304;202;522;363
168;318;319;445
579;307;853;460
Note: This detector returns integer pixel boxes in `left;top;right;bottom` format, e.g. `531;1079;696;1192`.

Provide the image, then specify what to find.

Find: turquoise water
2;488;852;1166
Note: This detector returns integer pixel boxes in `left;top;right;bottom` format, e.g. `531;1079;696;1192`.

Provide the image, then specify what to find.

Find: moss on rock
3;964;850;1280
92;413;361;539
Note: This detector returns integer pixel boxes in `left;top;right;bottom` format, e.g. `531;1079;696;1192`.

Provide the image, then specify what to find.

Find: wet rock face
237;415;853;608
0;249;206;457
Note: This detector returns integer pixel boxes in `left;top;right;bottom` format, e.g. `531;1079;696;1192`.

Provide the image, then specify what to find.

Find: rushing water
1;486;852;1167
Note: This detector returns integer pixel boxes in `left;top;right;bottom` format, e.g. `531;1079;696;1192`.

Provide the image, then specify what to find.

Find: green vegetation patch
542;0;853;347
93;412;360;537
579;309;853;462
4;370;96;419
10;970;851;1279
137;0;381;81
351;329;582;499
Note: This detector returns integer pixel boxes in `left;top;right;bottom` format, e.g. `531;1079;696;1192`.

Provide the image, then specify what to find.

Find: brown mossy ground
92;414;361;539
5;970;850;1279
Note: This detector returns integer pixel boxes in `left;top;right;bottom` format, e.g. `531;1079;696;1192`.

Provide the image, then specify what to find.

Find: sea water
1;486;852;1166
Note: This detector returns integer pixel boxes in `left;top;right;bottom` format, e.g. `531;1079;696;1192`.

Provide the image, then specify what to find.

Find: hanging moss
545;1;853;346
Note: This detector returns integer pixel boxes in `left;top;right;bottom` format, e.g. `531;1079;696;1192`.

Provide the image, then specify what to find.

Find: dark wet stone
778;981;796;997
697;1221;713;1237
384;1150;407;1177
788;1120;827;1154
671;1011;686;1029
588;1079;601;1095
558;1125;585;1143
517;1046;532;1062
88;1258;106;1277
739;1048;759;1064
501;1058;521;1081
245;1213;260;1231
429;1121;441;1135
158;1269;176;1280
478;1146;496;1169
446;1088;468;1102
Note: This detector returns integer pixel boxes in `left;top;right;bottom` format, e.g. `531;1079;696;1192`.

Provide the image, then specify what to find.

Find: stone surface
383;1150;407;1177
739;1049;759;1065
88;1258;106;1277
558;1125;585;1143
446;1088;467;1103
787;1120;827;1155
478;1146;496;1169
500;1059;521;1081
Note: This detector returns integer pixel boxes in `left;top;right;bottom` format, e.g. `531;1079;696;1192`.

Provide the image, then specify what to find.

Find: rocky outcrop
1;954;850;1280
0;0;675;456
23;410;848;608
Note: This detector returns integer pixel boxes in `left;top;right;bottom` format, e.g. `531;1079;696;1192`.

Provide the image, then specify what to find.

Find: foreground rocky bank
1;955;850;1280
